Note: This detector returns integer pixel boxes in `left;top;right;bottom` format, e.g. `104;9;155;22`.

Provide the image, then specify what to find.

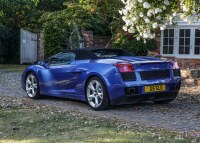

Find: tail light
116;63;134;72
171;61;179;69
171;61;181;77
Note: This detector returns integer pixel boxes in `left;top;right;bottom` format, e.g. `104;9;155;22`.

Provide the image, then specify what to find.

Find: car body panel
21;49;181;105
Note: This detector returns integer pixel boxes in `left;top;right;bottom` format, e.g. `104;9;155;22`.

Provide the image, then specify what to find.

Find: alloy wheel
86;80;104;108
25;74;38;98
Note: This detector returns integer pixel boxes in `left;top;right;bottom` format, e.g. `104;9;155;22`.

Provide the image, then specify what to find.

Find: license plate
144;85;166;93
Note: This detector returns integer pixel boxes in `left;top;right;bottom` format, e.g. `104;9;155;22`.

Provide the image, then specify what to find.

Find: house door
20;28;37;64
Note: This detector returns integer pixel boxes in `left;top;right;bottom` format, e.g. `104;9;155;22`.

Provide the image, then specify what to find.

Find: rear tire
86;77;110;111
25;73;40;99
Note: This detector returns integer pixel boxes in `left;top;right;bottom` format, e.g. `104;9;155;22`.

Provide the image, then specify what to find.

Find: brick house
157;16;200;86
159;15;200;69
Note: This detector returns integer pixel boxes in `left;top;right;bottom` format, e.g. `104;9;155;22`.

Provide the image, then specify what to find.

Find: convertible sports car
21;48;181;110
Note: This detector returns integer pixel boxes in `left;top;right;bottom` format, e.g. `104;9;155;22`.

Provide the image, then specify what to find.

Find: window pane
195;38;200;46
169;46;173;54
169;29;174;37
163;29;174;54
185;46;190;54
51;58;60;65
179;46;184;54
164;30;168;37
163;38;168;45
185;29;190;37
178;29;191;55
163;46;168;54
195;47;200;54
185;38;190;45
50;53;76;65
195;29;200;37
179;29;184;37
169;38;174;45
179;38;184;45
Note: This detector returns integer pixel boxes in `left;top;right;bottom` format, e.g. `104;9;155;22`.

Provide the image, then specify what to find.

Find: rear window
92;49;133;58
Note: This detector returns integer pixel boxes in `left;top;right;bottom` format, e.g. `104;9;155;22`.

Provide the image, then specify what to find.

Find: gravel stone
0;68;200;134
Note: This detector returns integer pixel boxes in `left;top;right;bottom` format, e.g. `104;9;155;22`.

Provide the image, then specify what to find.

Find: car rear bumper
111;91;179;105
110;82;181;105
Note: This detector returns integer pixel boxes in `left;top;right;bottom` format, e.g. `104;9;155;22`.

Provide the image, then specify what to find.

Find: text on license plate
144;85;166;93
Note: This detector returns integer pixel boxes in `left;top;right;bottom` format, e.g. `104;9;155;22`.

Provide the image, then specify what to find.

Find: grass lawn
0;98;191;143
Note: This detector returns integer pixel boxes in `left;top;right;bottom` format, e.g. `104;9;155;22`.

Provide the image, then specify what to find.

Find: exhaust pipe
129;88;136;94
174;84;180;90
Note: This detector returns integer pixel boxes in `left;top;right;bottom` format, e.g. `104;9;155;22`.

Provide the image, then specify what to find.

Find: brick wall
93;36;112;48
83;31;112;48
175;59;200;69
161;57;200;86
37;32;44;61
162;57;200;69
83;31;94;48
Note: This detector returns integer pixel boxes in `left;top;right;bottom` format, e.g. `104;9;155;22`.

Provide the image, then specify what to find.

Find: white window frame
161;26;200;59
160;28;175;57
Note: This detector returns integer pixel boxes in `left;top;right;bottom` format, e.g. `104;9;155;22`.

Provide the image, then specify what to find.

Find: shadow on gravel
39;95;86;104
34;95;189;111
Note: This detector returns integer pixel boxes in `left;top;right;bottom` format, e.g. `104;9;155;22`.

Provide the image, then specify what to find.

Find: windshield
91;49;133;58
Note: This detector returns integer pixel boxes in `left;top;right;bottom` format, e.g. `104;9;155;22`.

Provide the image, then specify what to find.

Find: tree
119;0;200;42
0;0;39;30
40;0;123;56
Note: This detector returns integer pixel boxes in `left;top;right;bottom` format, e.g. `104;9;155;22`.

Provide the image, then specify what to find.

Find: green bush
0;28;20;64
41;9;93;58
41;11;71;58
40;0;157;58
113;33;157;56
40;0;123;57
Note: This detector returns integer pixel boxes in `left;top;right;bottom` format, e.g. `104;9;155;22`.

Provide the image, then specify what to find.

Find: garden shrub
40;0;159;58
39;0;127;58
41;11;71;58
40;8;93;58
0;28;20;64
113;33;157;56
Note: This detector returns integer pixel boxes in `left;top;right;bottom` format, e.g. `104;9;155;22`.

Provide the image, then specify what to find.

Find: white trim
160;28;176;57
174;28;179;57
174;14;200;26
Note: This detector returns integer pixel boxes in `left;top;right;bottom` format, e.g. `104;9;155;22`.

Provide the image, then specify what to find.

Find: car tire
25;73;40;99
86;77;110;111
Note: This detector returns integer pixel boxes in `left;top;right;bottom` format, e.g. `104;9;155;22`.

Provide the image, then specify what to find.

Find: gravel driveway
0;66;200;135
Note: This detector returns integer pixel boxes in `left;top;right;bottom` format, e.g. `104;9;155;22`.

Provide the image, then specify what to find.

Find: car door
43;52;76;95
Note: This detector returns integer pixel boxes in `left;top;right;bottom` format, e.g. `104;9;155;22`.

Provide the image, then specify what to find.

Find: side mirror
38;60;48;68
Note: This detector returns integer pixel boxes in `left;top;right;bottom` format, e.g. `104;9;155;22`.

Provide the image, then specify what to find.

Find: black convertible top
64;48;132;60
73;49;98;60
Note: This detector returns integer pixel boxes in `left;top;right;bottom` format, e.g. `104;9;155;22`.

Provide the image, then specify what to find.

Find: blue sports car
21;48;181;110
